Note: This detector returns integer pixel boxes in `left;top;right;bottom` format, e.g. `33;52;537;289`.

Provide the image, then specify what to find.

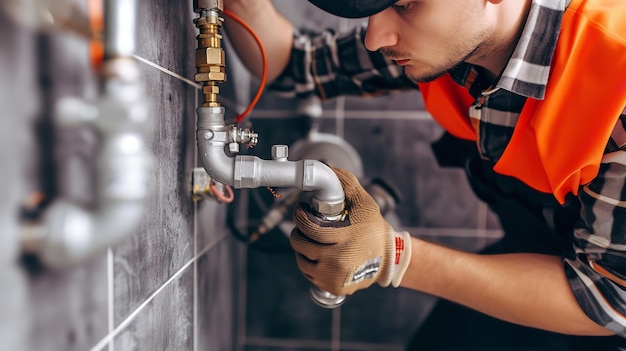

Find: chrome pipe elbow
195;106;345;217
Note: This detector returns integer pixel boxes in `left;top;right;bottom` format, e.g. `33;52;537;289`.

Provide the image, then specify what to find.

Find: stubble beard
379;47;469;83
404;66;452;83
381;29;494;83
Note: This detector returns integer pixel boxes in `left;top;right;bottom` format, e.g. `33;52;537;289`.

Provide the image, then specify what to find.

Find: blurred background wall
0;0;502;350
0;0;238;350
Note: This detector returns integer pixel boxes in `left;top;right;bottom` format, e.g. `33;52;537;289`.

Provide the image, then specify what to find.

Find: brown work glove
290;167;412;297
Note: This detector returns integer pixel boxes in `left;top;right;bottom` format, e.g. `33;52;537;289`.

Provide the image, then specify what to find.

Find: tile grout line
247;337;333;349
236;189;250;351
131;54;245;118
246;336;404;351
107;248;115;351
331;307;341;351
193;205;198;351
335;96;345;139
193;88;199;351
476;202;490;249
90;238;222;351
133;55;201;88
249;109;433;120
236;244;248;351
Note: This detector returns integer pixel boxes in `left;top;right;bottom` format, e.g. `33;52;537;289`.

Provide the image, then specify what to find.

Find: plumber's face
364;0;496;82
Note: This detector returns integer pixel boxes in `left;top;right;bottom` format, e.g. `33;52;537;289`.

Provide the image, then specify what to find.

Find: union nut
196;47;225;66
195;67;226;83
202;84;220;96
311;198;346;221
193;0;223;12
195;49;226;83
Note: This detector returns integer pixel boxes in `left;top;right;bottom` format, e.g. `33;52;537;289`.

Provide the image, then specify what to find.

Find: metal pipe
104;0;137;58
196;106;345;218
21;0;151;268
196;106;347;303
193;3;346;306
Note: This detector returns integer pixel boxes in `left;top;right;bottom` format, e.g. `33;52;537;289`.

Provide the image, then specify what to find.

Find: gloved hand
290;167;412;296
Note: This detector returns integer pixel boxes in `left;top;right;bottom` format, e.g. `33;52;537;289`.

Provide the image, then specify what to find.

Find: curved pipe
38;201;144;267
31;70;152;267
196;106;345;217
234;156;344;202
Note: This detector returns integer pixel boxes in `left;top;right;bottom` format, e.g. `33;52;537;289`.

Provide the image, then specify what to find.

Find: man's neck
468;0;533;83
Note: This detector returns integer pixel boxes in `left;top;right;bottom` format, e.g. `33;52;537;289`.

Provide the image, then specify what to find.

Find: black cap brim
308;0;397;18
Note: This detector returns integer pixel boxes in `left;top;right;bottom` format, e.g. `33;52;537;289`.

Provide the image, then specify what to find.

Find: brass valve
194;9;226;107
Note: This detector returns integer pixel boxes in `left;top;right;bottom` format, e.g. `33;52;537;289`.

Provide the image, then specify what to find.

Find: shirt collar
495;0;568;99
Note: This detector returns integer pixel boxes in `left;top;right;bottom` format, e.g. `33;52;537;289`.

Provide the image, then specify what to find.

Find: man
224;0;626;349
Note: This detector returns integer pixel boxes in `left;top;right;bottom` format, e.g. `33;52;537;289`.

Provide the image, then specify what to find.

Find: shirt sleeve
267;25;416;100
565;110;626;336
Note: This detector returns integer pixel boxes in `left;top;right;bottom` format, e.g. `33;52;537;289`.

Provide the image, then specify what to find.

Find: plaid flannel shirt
269;0;626;337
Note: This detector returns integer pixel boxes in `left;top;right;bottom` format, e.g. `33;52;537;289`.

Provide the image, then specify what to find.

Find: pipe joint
194;0;224;12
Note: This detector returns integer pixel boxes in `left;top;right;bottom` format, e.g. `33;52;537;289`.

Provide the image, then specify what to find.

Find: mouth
393;59;410;66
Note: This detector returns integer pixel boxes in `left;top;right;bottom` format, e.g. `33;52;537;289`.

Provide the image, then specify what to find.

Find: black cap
308;0;397;18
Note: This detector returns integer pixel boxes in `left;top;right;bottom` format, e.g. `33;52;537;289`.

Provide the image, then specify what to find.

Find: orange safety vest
418;0;626;204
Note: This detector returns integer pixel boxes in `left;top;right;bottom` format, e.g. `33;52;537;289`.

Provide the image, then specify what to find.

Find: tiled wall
0;1;238;350
227;1;504;350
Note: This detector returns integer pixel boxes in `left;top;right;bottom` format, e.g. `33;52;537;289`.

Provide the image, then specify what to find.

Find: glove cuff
390;231;412;288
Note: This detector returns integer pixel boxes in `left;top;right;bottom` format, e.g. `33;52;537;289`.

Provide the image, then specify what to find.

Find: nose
364;11;399;51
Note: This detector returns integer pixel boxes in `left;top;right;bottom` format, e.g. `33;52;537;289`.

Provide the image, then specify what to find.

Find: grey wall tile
113;67;196;324
486;210;502;229
344;90;426;111
115;265;194;351
271;0;341;31
197;236;239;351
246;347;324;351
339;287;437;345
236;116;312;162
22;257;109;351
245;246;333;341
341;118;483;229
251;91;307;115
137;0;196;78
197;200;229;251
340;346;404;351
246;347;322;351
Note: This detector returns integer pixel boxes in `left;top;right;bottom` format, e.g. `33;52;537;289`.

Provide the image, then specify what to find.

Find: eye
391;1;414;12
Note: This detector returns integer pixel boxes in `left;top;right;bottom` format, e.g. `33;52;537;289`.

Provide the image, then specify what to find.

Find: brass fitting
194;10;226;107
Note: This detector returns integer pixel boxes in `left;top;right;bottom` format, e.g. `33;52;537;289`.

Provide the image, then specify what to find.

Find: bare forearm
402;237;614;336
223;0;293;82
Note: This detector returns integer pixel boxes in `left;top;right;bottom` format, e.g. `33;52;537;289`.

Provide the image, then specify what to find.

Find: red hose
222;9;268;123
